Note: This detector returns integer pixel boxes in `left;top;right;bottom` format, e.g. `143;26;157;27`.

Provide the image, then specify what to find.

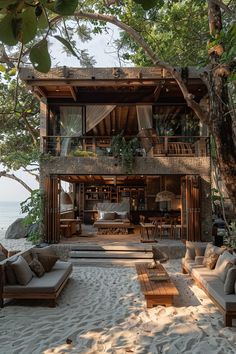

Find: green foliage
111;132;140;173
30;39;51;73
0;76;40;172
21;189;43;244
54;0;78;16
70;148;97;157
54;35;80;60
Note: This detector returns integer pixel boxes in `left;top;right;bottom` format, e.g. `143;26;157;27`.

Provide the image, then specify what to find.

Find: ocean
0;201;26;231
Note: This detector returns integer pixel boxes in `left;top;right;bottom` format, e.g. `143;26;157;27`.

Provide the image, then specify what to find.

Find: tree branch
209;0;233;14
20;112;38;145
50;11;207;123
0;171;33;193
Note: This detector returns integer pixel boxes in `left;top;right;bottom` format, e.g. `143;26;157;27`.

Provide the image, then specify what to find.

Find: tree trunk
207;1;236;205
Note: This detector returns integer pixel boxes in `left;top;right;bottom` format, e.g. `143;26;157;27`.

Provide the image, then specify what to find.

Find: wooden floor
136;262;179;308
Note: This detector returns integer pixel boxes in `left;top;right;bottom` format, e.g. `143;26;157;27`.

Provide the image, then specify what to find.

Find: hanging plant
111;132;140;173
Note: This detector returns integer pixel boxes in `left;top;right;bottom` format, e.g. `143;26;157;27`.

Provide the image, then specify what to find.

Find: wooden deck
136;262;179;308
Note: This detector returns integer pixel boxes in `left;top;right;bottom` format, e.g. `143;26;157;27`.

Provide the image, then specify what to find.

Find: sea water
0;201;25;235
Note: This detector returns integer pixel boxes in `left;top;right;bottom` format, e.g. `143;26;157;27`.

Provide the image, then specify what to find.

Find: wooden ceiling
59;175;147;185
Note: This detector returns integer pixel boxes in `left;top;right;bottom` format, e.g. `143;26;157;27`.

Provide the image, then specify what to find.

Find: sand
1;260;236;354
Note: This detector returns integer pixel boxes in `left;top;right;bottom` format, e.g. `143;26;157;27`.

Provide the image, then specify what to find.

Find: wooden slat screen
186;175;201;241
44;176;60;243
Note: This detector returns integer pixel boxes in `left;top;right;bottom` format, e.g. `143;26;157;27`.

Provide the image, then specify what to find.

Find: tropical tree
0;0;235;205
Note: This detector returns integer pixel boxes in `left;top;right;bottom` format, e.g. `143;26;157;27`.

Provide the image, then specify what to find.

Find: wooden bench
136;263;179;308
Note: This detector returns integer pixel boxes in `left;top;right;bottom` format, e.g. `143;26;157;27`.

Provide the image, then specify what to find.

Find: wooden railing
42;135;210;157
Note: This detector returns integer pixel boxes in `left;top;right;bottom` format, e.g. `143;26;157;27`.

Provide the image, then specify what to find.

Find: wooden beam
35;86;47;99
70;86;77;101
153;81;165;101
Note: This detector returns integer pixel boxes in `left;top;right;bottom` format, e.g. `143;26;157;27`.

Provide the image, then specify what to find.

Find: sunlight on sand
2;260;236;354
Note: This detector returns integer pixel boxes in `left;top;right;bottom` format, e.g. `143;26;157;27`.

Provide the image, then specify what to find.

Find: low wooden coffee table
136;263;179;308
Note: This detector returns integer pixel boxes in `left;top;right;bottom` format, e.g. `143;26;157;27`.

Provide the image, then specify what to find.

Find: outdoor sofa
0;245;72;307
182;241;236;327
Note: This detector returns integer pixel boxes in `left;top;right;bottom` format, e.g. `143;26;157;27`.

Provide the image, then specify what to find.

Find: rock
5;218;28;239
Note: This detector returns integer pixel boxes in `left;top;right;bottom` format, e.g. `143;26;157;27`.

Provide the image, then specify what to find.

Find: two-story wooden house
20;66;212;244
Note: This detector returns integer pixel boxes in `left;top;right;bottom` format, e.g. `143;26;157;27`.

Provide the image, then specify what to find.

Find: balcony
42;135;210;158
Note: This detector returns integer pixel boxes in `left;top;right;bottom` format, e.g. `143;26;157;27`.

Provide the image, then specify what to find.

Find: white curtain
86;105;116;132
136;105;153;130
60;107;83;156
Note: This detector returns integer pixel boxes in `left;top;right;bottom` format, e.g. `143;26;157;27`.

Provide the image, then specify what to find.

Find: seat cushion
4;261;72;295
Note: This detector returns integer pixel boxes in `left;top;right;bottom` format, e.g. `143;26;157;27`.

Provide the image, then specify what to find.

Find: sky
0;25;133;202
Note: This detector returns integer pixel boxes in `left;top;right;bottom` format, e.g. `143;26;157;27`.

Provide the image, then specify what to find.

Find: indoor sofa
182;241;236;327
0;245;72;307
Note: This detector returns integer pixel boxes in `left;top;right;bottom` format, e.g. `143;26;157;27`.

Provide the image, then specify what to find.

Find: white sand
1;260;236;354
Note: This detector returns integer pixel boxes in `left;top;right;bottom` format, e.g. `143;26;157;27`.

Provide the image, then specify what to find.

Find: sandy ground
1;259;236;354
0;229;32;252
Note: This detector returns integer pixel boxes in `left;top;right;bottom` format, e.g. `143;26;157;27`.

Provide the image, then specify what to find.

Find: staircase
66;240;185;266
68;243;154;266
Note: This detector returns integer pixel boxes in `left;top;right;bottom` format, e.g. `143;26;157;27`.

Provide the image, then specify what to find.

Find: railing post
164;136;168;155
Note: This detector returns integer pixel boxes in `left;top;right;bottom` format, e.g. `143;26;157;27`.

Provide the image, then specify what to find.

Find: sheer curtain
60;107;83;156
136;105;153;130
86;105;115;132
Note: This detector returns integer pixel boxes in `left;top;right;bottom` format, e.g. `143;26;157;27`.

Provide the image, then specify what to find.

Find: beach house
20;66;212;244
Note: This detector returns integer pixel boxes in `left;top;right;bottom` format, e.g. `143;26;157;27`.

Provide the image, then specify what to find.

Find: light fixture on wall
155;176;175;202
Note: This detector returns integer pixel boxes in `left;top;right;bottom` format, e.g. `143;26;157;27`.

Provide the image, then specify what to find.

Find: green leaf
8;67;16;76
54;0;78;15
37;8;48;29
0;64;6;72
21;7;37;44
0;13;18;45
54;35;80;59
29;39;51;73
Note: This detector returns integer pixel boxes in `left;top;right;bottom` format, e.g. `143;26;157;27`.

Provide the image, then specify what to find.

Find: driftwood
152;246;169;263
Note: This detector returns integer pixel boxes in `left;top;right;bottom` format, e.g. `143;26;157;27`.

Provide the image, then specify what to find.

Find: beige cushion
195;256;205;265
214;257;233;283
224;267;236;294
194;242;208;257
215;251;236;269
10;255;33;285
29;258;45;277
185;241;196;260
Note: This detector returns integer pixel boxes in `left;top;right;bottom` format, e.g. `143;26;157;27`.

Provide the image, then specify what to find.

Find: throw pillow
102;212;116;221
5;261;18;285
203;243;224;268
194;242;208;257
204;253;219;270
224;267;236;294
185;241;196;260
29;258;45;277
214;257;233;283
36;254;58;272
116;212;128;220
32;246;56;259
10;255;33;285
215;251;236;269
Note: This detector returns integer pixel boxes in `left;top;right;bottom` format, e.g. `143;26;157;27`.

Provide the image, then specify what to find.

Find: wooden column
186;175;201;241
44;176;60;243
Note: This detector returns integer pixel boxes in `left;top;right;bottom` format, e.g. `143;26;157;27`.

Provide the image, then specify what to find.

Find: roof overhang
19;66;208;105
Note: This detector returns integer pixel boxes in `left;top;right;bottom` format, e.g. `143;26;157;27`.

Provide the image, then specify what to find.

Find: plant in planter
111;132;139;173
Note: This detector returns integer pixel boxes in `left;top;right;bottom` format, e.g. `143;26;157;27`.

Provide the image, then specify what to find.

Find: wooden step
69;250;153;259
70;243;155;252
